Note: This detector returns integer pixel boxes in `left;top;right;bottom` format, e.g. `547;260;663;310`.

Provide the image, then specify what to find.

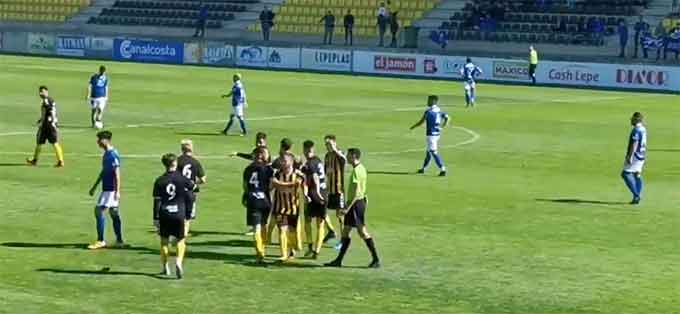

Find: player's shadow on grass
2;242;89;249
190;239;253;248
37;268;169;280
535;198;627;205
175;132;224;137
0;163;28;167
368;171;413;176
647;148;680;153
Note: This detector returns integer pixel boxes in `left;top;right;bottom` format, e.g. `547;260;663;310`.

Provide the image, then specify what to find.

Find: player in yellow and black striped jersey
27;86;65;167
270;153;306;261
322;135;346;242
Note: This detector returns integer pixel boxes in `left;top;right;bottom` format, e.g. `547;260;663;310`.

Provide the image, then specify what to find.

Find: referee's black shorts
344;198;367;227
528;63;537;77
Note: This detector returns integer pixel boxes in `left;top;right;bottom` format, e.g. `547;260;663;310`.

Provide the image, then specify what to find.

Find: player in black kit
153;153;195;279
302;140;328;259
242;147;274;263
176;139;206;237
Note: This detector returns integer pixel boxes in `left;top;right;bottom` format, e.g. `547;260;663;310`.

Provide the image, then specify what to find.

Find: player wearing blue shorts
411;95;450;177
460;58;482;108
88;131;125;249
621;112;647;205
221;73;248;136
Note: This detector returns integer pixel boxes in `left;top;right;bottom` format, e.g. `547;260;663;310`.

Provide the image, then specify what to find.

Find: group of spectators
618;15;680;60
257;1;401;47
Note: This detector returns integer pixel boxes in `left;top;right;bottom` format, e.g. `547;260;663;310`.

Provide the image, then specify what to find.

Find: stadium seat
0;0;90;23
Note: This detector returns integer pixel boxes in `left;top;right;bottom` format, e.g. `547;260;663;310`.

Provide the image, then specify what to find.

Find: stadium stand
0;0;91;23
251;0;440;36
88;0;257;28
437;0;651;46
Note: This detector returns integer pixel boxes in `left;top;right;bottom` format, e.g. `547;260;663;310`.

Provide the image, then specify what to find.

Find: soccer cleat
630;197;641;205
87;241;106;250
368;260;381;269
54;161;65;168
311;252;319;260
175;264;184;279
244;227;255;236
112;241;129;249
438;171;447;177
323;231;336;244
416;169;425;174
26;159;37;166
323;259;342;268
160;264;170;276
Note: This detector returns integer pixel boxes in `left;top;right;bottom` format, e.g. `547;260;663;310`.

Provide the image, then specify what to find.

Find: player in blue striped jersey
410;95;450;177
621;112;647;205
221;73;248;136
460;58;482;108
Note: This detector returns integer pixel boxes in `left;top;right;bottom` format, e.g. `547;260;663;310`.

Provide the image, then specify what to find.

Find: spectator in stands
618;20;629;58
377;2;389;46
389;11;400;47
344;9;355;46
321;10;336;45
590;18;605;45
259;6;275;41
193;1;209;38
633;15;650;58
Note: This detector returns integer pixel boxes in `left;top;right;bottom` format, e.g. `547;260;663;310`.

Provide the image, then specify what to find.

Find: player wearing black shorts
177;139;206;237
231;132;269;236
27;86;65;167
323;135;346;242
270;153;306;262
325;148;380;269
153;153;196;279
242;147;274;263
301;140;328;259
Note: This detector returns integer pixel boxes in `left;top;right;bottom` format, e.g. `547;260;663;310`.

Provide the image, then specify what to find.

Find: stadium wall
0;30;678;93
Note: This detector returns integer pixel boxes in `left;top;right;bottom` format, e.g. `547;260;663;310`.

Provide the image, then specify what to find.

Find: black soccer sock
336;237;351;262
364;237;379;262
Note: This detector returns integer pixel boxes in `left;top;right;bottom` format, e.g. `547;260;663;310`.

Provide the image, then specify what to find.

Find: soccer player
621;112;647;205
242;147;274;263
460;57;482;107
87;65;109;129
270;154;306;261
411;95;450;177
153;153;195;279
26;86;65;167
232;132;269;161
87;131;124;249
325;148;380;268
272;138;302;170
221;73;248;136
301;140;327;259
177;139;206;237
323;135;344;243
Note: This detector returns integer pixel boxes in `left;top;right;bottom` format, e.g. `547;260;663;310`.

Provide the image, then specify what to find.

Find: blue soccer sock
223;115;234;132
422;150;432;169
95;207;106;242
432;151;445;171
634;174;643;198
621;171;639;198
470;88;476;104
238;116;247;134
465;91;471;105
110;208;123;242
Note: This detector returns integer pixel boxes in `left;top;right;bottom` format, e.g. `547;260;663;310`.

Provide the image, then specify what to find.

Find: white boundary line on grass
0;107;481;157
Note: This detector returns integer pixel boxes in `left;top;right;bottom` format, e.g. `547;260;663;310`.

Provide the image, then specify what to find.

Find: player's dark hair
428;95;438;106
39;85;48;91
96;130;112;141
161;153;177;168
324;134;336;141
254;147;267;162
347;148;361;159
280;138;292;151
303;140;314;149
632;112;644;123
466;57;471;63
256;132;267;141
99;65;106;74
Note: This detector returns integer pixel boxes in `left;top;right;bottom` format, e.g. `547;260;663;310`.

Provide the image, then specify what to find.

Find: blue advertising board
113;39;183;63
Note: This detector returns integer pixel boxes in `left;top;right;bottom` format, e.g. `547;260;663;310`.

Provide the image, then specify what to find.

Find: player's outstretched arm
410;114;426;130
441;114;450;127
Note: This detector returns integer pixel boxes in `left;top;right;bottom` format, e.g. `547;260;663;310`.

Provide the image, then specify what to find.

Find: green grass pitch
1;54;679;314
